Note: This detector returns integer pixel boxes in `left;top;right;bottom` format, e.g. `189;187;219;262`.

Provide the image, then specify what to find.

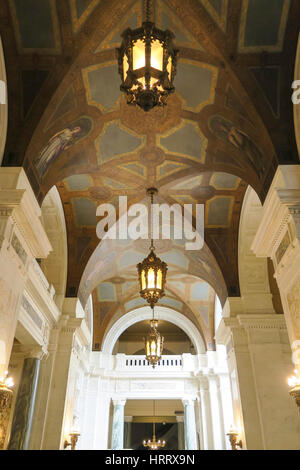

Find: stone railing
114;354;198;372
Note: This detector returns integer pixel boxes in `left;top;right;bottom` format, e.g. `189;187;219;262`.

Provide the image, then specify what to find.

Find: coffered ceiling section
2;0;299;306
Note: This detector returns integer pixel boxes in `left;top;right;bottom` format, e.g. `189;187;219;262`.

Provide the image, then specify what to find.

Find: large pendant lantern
117;0;178;112
137;188;167;308
145;316;164;369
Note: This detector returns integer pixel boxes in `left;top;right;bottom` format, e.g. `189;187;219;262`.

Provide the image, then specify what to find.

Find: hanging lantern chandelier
145;308;164;369
143;401;166;450
117;0;178;112
137;188;168;308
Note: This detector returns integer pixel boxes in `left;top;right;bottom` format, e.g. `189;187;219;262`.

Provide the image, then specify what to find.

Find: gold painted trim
200;0;228;32
118;161;147;180
238;0;291;53
156;0;204;50
210;173;241;190
156;160;191;181
44;85;77;132
250;65;281;118
95;1;142;52
9;0;61;55
70;0;100;34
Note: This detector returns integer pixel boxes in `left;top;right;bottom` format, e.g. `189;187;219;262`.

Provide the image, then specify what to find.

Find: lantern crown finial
117;0;178;112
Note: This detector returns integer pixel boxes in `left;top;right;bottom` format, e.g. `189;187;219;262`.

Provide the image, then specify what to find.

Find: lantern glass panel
133;39;146;70
167;56;172;80
151;40;163;71
156;269;162;289
123;54;129;80
148;268;155;289
141;270;147;290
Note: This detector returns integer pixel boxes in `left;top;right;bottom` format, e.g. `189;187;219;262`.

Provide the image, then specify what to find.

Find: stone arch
41;186;68;310
238;186;274;314
0;36;7;166
102;306;206;355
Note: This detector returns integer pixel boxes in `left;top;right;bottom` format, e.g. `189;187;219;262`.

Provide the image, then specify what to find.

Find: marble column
8;350;43;450
199;378;214;450
124;416;133;449
176;415;185;450
183;399;197;450
208;373;226;450
40;298;86;450
111;399;126;450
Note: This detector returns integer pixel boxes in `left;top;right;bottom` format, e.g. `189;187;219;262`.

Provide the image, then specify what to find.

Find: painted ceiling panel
83;63;121;112
96;122;144;165
72;197;97;227
70;0;100;33
210;172;240;190
159;121;207;162
175;61;217;111
191;282;210;300
64;174;92;191
239;0;290;52
10;0;60;53
97;282;117;302
206;196;233;227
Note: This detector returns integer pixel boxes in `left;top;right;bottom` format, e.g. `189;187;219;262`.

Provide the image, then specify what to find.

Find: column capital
0;168;52;258
182;398;195;407
252;166;300;260
176;415;185;423
124;416;133;423
112;399;126;407
11;344;48;361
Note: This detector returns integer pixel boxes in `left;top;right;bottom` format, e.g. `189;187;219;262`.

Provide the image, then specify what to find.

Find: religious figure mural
209;115;266;179
34;117;93;179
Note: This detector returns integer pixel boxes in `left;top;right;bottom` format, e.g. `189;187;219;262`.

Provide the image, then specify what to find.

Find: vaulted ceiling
1;0;299;351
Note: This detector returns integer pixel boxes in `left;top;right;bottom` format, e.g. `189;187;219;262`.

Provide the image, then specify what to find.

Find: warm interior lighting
64;427;81;451
117;0;178;111
0;371;14;416
143;402;166;450
145;315;164;369
132;39;146;70
288;369;300;408
137;188;168;308
227;426;242;450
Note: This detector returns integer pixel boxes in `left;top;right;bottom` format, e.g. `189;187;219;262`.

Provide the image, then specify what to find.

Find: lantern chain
150;189;154;251
145;0;152;22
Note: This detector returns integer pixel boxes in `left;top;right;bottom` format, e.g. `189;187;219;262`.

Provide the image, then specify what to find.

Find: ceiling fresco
1;0;300;351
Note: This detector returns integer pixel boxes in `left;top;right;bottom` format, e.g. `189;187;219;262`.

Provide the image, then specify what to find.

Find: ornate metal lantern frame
137;188;168;308
145;317;164;369
137;249;167;308
117;0;178;112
